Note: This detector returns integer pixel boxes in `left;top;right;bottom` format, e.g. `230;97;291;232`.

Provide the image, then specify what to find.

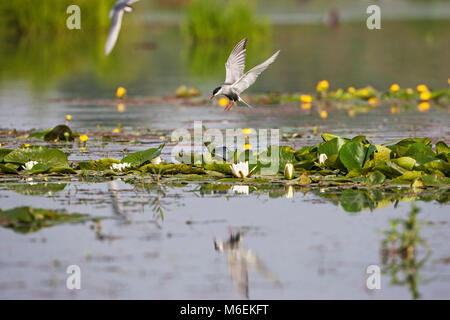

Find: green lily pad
374;160;407;178
0;148;14;162
4;146;69;168
204;163;233;175
391;157;416;170
436;141;450;155
421;174;450;186
0;163;19;174
28;163;49;174
318;137;346;158
366;171;386;186
339;141;367;171
373;145;391;164
78;158;120;171
393;171;423;181
121;144;164;168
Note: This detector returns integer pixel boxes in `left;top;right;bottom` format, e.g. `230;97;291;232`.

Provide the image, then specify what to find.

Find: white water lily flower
23;161;38;171
230;161;256;178
111;162;131;172
318;153;328;165
232;185;249;195
151;156;162;165
284;163;294;180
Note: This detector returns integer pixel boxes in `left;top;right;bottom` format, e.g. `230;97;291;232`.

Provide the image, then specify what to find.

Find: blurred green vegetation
182;0;270;44
0;0;113;38
0;0;150;93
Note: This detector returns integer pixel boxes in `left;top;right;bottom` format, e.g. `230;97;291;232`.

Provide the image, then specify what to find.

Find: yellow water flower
347;87;355;94
79;134;88;142
348;109;355;117
406;88;414;95
300;94;312;103
416;84;428;93
24;144;30;148
313;126;318;135
218;97;229;107
389;83;400;92
301;103;311;110
0;143;2;147
117;103;126;112
243;143;252;150
65;114;72;121
116;86;127;98
319;110;328;119
417;102;430;112
188;87;200;97
448;78;450;85
420;91;431;101
175;85;188;97
242;128;252;135
368;97;379;106
360;88;369;97
316;80;329;92
112;128;120;133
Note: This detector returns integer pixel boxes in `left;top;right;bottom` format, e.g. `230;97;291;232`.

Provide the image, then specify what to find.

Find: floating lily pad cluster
0;134;449;188
0;206;94;233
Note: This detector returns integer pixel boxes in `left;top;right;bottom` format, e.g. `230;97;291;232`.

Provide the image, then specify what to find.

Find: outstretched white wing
232;50;280;94
105;9;125;55
105;0;140;56
225;38;248;84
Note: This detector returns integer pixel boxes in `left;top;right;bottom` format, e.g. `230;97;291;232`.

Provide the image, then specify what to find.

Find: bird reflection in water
214;230;281;298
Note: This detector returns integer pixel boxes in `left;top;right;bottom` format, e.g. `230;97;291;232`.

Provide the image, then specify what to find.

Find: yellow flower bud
316;80;329;93
116;86;127;98
420;91;431;101
300;94;312;103
389;84;400;92
416;84;428;93
79;134;88;142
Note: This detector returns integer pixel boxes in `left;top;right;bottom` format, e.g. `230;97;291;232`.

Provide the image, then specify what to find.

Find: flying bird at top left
105;0;141;56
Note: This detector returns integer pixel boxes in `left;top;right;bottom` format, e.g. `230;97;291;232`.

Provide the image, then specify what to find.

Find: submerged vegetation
381;204;431;299
0;206;98;234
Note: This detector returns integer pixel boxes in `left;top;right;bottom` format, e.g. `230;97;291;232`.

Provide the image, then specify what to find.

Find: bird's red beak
210;95;215;100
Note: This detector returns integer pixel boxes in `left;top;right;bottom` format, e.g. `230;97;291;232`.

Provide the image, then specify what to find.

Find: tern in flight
105;0;140;56
210;38;280;111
